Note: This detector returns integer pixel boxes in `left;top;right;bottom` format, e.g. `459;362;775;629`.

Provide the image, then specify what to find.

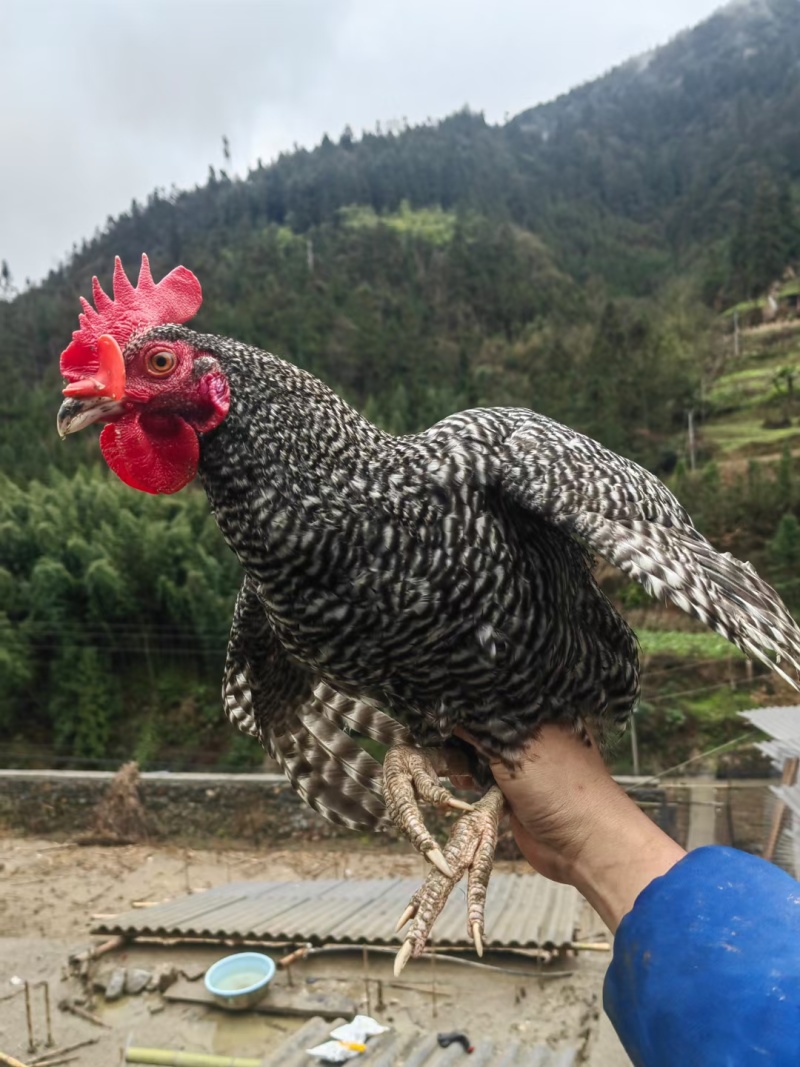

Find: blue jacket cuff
604;845;800;1066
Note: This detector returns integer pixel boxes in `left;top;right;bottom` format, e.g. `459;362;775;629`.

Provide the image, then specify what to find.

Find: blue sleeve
604;846;800;1066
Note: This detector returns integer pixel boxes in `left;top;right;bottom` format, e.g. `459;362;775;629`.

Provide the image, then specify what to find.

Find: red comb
60;254;202;389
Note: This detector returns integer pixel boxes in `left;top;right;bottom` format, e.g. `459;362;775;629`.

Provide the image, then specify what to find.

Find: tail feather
313;683;411;746
267;709;390;832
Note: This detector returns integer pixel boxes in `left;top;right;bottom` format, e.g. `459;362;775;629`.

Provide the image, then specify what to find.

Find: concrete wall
0;769;685;855
0;770;379;846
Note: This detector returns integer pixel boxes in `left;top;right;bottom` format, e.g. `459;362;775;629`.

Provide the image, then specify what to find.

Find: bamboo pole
0;1052;30;1067
125;1051;261;1067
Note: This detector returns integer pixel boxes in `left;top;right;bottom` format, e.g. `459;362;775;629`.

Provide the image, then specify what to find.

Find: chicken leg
382;743;506;974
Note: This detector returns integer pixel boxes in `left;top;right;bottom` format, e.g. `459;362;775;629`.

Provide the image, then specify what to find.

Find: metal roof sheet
756;739;798;768
262;1016;578;1067
771;783;800;820
93;873;580;950
740;706;800;746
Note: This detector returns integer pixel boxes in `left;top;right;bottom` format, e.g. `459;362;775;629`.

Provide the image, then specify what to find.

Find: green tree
768;513;800;612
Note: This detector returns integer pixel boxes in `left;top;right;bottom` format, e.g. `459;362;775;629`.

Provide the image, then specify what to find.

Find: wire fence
0;622;777;776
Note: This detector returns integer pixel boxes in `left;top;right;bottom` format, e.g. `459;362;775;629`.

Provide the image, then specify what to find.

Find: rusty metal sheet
260;1016;578;1067
93;873;580;951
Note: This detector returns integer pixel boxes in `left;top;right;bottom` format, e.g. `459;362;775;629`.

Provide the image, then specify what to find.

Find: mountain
3;0;800;770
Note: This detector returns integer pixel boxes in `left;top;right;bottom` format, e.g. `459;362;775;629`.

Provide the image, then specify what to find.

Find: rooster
57;256;800;973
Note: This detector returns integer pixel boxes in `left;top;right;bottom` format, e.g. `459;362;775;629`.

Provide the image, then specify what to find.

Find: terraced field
702;320;800;460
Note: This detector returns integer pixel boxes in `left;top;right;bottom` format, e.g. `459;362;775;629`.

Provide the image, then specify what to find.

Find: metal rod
24;982;36;1054
24;1055;79;1067
35;984;53;1047
430;944;437;1020
361;947;371;1017
29;1038;99;1066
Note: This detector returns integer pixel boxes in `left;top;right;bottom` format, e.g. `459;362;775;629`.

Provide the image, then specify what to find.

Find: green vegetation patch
339;200;457;245
702;415;800;455
638;630;745;660
721;297;766;318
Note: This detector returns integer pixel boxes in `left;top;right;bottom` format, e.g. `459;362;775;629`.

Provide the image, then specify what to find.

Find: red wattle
100;413;199;495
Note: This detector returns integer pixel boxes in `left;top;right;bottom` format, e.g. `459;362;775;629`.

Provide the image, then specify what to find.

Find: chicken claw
394;785;506;975
382;744;475;879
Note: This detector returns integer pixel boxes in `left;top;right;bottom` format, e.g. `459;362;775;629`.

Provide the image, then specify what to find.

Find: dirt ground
0;836;615;1065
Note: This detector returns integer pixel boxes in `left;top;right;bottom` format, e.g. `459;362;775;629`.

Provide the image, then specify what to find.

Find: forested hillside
3;0;800;772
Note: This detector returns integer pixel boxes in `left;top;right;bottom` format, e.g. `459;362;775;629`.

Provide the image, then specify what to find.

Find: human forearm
564;782;685;932
489;723;685;931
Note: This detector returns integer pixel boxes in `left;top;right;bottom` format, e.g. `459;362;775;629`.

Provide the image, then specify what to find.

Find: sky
1;0;727;286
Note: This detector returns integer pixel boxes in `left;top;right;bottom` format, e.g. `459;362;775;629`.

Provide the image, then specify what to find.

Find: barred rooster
57;256;800;972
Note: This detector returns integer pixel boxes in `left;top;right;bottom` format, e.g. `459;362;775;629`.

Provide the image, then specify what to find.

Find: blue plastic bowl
204;951;276;1010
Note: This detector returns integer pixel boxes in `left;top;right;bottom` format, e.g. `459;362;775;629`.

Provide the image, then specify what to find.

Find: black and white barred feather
222;576;409;830
504;417;800;685
133;323;800;831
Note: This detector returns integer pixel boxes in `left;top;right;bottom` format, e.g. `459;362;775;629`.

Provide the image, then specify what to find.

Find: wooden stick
25;1056;79;1067
29;1038;99;1065
387;981;454;995
764;756;799;861
361;946;371;1017
276;945;310;968
569;941;611;952
68;935;126;967
24;983;36;1054
56;1001;109;1030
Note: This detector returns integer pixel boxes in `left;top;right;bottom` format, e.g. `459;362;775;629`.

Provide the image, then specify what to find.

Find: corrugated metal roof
771;783;800;820
261;1016;578;1067
768;784;800;878
756;739;798;769
747;707;800;879
93;873;580;950
740;706;800;746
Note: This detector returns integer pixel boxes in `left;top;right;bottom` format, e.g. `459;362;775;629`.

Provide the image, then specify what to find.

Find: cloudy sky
2;0;725;286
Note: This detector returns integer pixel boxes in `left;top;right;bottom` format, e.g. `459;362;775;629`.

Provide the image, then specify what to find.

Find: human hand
460;723;686;932
487;723;617;885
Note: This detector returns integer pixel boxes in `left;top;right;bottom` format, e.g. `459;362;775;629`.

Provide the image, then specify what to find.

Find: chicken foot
393;785;506;974
382;743;507;974
382;743;476;878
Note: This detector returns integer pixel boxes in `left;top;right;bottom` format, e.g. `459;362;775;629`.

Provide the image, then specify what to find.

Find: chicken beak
58;334;127;437
57;396;124;437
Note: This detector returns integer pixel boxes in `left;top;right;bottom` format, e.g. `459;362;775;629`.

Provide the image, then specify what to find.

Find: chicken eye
146;350;177;377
